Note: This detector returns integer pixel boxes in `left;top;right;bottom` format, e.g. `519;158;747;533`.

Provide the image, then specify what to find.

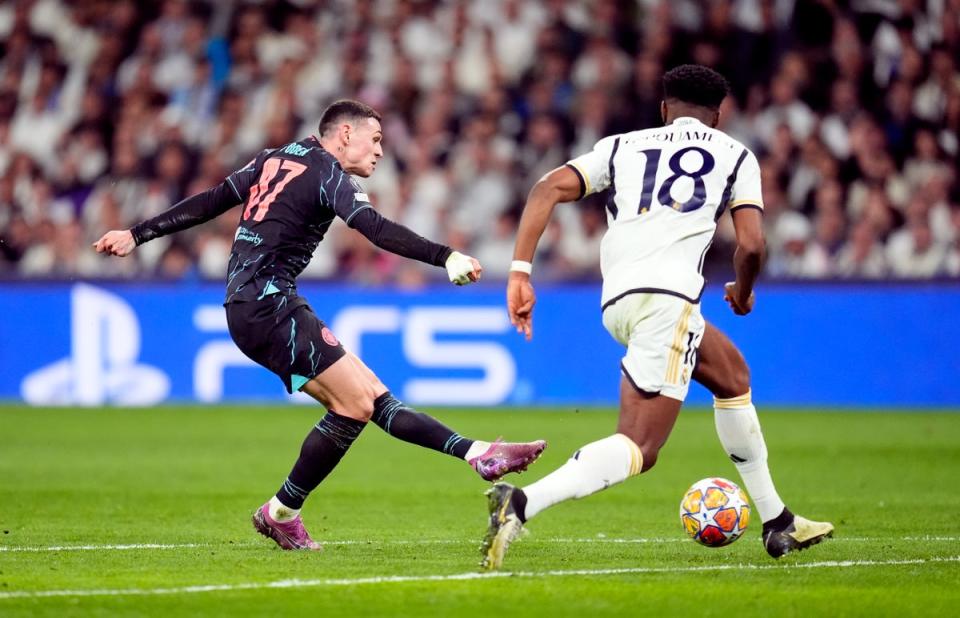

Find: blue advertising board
0;282;957;407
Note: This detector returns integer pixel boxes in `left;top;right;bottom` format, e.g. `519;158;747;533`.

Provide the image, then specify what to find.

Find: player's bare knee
639;443;661;472
715;354;751;399
370;377;388;397
728;355;751;397
617;428;661;472
337;392;376;422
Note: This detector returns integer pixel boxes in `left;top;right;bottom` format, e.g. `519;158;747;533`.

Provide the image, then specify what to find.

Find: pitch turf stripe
1;556;958;600
3;536;958;552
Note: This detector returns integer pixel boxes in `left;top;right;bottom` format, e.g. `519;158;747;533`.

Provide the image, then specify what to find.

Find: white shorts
601;293;705;402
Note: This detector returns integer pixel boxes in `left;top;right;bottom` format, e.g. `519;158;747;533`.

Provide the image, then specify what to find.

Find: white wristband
509;260;533;275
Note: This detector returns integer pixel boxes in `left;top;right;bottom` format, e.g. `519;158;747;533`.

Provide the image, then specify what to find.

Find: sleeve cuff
729;202;764;214
130;224;146;246
565;163;587;201
437;246;454;267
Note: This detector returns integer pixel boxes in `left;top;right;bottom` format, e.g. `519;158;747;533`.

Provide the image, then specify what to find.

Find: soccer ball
679;477;751;547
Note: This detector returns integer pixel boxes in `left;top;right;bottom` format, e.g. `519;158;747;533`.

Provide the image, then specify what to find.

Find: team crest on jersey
321;327;340;347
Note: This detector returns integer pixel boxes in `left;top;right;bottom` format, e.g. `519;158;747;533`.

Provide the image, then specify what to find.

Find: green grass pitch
1;405;958;617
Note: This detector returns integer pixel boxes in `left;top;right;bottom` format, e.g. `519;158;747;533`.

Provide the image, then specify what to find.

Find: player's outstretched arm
724;207;766;316
346;208;482;285
92;180;242;257
509;165;584;340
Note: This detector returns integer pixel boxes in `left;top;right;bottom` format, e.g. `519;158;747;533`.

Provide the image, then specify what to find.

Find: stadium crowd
0;0;957;284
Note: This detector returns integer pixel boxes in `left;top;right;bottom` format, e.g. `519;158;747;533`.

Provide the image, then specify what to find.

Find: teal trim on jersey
226;176;242;201
288;318;298;365
291;374;310;392
262;282;281;297
308;341;319;375
344;204;372;225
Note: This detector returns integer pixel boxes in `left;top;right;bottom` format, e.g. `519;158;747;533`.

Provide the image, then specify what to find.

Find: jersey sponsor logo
234;226;264;246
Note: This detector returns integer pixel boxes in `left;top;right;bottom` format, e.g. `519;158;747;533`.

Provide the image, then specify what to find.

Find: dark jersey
223;138;372;304
130;136;452;307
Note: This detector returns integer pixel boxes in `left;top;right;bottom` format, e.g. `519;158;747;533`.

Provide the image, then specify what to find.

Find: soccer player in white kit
481;65;833;569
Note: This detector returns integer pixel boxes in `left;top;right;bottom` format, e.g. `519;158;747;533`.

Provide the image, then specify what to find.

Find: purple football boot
252;503;322;551
470;438;547;482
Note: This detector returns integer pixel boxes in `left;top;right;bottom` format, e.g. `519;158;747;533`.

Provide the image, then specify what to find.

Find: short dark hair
318;99;381;136
662;65;730;110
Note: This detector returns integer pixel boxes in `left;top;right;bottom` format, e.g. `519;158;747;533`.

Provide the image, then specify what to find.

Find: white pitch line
1;536;957;553
0;543;208;553
1;556;958;600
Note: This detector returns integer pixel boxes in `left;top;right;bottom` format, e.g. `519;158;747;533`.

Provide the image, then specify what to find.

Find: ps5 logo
21;284;170;406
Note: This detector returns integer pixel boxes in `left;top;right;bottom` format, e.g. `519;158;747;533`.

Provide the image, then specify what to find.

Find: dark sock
762;507;795;534
370;391;474;459
275;411;366;509
512;488;528;523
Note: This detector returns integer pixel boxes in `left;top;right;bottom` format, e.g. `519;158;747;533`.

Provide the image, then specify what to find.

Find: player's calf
253;410;366;549
370;391;547;481
694;322;751;400
370;391;475;457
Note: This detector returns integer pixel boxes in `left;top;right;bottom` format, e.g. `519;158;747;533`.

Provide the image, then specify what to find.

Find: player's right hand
93;230;136;257
507;272;536;340
445;251;482;285
723;281;755;316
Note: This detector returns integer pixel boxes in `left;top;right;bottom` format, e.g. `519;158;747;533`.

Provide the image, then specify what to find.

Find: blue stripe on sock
373;396;404;434
314;413;365;450
442;433;463;455
282;478;309;501
383;406;400;433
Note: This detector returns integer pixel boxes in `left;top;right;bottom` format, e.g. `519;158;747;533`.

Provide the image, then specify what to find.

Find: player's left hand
723;281;755;316
445;251;482;285
507;272;536;340
93;230;136;257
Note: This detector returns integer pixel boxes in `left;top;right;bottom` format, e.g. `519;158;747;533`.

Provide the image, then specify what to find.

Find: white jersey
566;117;763;309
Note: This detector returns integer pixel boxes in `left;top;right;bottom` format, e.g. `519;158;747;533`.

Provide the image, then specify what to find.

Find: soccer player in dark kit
94;100;546;551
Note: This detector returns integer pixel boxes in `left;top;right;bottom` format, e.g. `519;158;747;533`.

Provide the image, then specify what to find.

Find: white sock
523;434;643;521
464;440;492;461
268;495;300;522
713;390;786;522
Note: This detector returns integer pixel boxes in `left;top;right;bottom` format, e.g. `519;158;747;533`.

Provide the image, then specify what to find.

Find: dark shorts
225;297;346;393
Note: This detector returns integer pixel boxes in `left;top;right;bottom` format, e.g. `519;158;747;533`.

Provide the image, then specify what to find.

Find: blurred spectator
835;219;888;278
886;217;948;278
475;209;521;277
554;199;604;278
820;78;860;160
768;211;830;278
157;241;197;280
754;71;815;149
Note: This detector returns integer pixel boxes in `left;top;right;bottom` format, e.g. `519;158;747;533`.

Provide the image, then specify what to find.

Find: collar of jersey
671;117;704;126
307;137;345;169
